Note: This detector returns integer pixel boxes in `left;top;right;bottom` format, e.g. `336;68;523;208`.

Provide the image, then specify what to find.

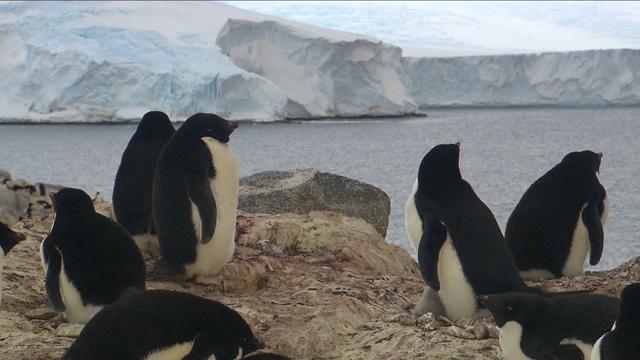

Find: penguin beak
476;295;489;305
229;121;239;132
16;232;27;241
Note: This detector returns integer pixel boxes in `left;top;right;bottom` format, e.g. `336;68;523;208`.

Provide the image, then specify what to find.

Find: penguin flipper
187;174;216;244
582;201;604;265
417;214;448;291
44;248;66;312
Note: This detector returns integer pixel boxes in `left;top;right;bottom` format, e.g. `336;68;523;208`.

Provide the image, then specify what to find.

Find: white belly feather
499;321;535;360
185;137;239;278
438;237;480;320
404;180;422;254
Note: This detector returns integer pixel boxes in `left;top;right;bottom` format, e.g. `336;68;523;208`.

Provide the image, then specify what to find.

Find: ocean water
1;107;639;270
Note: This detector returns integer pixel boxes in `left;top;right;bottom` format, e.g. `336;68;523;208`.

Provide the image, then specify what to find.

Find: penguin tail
147;259;188;282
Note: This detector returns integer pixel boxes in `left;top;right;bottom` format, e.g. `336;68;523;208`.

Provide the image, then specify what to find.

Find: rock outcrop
239;169;391;238
1;199;638;359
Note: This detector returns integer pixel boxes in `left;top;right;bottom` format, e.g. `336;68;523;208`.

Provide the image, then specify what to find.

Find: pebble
447;325;476;340
53;323;84;338
25;308;57;320
472;322;489;340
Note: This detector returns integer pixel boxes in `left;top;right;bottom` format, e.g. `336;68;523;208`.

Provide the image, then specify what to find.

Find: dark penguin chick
505;150;609;280
40;188;146;323
478;291;620;360
112;111;175;256
0;221;26;306
63;289;265;360
592;283;640;360
151;113;239;283
405;143;539;320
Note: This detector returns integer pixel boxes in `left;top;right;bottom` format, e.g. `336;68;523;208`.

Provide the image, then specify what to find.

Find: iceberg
216;19;419;118
0;1;637;123
403;49;640;108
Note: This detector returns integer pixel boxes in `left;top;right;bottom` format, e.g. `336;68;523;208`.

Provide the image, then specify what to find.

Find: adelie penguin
40;188;146;323
505;150;609;280
0;221;26;307
592;283;640;360
151;113;239;283
478;291;620;360
112;111;175;257
404;143;539;320
63;289;266;360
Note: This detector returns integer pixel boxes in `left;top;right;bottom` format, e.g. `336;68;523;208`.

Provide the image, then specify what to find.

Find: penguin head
231;312;265;357
182;113;239;143
137;111;175;138
618;283;640;328
51;188;96;216
477;292;547;328
0;221;26;256
418;143;462;185
561;150;603;173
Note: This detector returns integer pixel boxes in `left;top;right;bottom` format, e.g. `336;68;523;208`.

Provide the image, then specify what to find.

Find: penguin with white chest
405;143;539;320
0;221;26;307
112;111;175;256
63;289;266;360
151;113;239;282
479;291;620;360
40;188;146;323
505;150;609;280
592;283;640;360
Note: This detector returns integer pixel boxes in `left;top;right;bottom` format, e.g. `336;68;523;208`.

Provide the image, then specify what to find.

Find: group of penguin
0;111;638;359
405;142;639;359
1;112;290;359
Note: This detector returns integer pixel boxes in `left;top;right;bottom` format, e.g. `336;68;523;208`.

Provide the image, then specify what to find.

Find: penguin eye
205;128;213;132
506;306;514;311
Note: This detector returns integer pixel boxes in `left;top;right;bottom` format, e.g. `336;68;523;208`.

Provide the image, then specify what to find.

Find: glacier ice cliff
403;49;640;108
0;2;638;123
216;19;420;118
0;2;289;122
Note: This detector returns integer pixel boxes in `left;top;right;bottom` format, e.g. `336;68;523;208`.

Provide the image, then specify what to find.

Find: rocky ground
1;201;637;360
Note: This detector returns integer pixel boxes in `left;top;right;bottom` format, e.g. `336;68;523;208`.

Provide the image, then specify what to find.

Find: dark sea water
1;107;639;270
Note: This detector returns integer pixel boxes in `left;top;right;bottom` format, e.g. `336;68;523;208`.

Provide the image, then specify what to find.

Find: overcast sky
221;1;640;53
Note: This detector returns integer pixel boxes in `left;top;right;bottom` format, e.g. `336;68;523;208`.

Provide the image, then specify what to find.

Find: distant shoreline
1;104;639;125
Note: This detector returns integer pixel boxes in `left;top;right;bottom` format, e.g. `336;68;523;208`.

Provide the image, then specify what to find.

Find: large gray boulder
238;169;391;237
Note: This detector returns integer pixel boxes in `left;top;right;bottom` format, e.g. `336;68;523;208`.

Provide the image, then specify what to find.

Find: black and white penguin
592;283;640;360
112;111;175;256
478;291;619;360
505;150;609;280
63;289;265;360
151;113;239;282
0;221;26;306
40;188;146;323
405;143;539;320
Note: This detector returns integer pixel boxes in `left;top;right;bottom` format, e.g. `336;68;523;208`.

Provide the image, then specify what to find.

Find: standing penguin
63;289;265;360
40;188;146;323
405;143;538;320
112;111;175;256
478;291;620;360
592;283;640;360
505;150;609;280
151;113;239;282
0;221;26;306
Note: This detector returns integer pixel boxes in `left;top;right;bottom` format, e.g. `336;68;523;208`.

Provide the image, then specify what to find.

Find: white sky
220;1;640;54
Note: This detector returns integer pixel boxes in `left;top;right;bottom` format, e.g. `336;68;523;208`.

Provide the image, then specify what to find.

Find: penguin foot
193;274;222;286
